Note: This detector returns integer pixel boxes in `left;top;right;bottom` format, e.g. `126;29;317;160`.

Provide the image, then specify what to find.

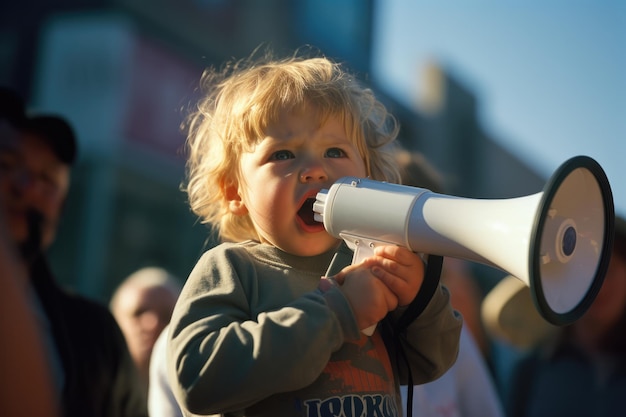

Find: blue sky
371;1;625;217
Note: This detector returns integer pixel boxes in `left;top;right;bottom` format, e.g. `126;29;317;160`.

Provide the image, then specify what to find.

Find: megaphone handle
324;242;377;335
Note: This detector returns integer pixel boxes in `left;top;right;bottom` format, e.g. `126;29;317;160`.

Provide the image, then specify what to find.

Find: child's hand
329;261;400;332
362;245;425;306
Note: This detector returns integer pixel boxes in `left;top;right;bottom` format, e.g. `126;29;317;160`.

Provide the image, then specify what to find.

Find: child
167;50;462;417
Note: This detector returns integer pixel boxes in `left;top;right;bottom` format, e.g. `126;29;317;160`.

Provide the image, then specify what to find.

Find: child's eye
325;148;346;158
270;150;295;161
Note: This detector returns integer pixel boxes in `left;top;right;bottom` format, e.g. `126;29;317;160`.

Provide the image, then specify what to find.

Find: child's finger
368;248;424;282
373;245;415;265
366;247;425;306
370;265;412;292
328;262;364;285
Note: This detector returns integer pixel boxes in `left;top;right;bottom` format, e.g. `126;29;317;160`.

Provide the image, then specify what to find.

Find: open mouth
297;197;319;226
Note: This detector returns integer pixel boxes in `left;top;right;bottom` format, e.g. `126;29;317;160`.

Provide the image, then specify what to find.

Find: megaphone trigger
338;233;399;265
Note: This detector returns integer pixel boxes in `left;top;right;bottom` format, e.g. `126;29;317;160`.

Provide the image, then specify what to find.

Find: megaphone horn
313;155;614;326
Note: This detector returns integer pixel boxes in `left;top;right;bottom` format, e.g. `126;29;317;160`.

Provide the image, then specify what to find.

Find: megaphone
313;155;614;326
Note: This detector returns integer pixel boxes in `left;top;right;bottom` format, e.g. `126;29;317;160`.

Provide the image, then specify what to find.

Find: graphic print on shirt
302;331;400;417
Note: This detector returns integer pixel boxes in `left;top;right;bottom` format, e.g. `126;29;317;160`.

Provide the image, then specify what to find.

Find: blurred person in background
505;214;626;417
396;148;504;417
0;87;148;417
110;266;182;396
149;324;183;417
0;86;58;417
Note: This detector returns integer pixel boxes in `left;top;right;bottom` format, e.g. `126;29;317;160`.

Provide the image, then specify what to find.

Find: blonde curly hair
183;49;402;242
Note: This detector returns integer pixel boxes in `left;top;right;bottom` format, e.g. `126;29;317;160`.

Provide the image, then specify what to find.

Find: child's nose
299;164;327;183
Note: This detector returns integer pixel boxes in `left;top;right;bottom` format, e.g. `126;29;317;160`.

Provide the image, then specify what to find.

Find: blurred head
395;148;445;193
0;106;76;257
110;267;182;383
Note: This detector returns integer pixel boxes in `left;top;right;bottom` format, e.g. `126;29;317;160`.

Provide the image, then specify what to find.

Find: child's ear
223;180;248;216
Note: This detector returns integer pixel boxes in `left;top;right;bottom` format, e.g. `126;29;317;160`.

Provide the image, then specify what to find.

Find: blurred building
0;0;543;301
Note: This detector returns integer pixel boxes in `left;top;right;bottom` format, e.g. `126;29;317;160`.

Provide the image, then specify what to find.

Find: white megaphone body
313;155;614;328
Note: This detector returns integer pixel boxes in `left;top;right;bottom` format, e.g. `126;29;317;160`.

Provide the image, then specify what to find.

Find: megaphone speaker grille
530;156;614;325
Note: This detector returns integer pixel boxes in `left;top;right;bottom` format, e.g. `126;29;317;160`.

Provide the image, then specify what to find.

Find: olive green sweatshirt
168;241;461;416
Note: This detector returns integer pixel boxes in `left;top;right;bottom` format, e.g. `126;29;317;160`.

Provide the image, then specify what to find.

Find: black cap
23;115;77;165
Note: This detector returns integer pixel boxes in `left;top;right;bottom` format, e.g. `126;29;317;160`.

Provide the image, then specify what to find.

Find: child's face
230;110;367;256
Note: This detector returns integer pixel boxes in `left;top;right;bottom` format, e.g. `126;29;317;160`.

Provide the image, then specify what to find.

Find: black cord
396;254;444;417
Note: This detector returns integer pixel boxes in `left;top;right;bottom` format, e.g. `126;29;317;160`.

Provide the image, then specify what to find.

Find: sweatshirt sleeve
391;282;463;385
167;245;360;415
